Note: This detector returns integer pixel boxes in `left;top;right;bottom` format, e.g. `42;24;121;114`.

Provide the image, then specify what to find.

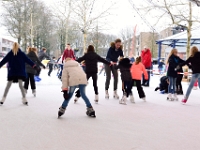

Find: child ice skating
0;42;35;105
24;47;45;97
155;76;169;94
116;58;134;104
58;58;96;118
130;56;148;102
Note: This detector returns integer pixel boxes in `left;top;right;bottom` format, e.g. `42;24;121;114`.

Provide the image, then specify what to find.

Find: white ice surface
0;68;200;150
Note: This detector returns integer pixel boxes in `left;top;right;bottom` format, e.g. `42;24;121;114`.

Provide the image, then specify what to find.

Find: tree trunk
186;2;192;58
83;32;87;54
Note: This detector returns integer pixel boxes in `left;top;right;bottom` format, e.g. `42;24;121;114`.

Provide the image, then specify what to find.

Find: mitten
62;90;69;100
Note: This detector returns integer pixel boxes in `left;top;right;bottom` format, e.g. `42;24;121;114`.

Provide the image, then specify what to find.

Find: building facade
0;37;15;53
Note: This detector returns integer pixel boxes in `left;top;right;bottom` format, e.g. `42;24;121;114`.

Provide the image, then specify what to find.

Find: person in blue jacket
0;42;35;105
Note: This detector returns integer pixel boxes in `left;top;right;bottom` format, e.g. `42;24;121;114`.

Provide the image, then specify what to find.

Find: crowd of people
0;39;200;118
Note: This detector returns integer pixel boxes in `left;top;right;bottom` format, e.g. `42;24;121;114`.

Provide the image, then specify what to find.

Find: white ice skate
119;95;127;105
74;97;79;103
22;98;28;105
113;91;119;99
32;90;36;97
173;94;178;101
105;90;109;99
129;94;135;103
24;89;27;94
141;97;146;102
95;95;99;103
167;94;174;101
193;86;198;90
0;97;6;105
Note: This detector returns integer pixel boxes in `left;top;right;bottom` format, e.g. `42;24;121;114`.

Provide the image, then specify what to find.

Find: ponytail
12;42;19;56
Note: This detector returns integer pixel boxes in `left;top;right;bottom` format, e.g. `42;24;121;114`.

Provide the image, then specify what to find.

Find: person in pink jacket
130;56;148;101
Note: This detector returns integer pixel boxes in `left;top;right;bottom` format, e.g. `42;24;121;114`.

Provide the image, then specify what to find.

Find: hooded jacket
106;42;124;62
141;49;152;68
61;60;87;89
116;58;132;81
180;52;200;74
77;51;110;74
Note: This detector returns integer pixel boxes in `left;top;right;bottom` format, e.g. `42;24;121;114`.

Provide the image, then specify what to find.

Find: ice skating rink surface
0;68;200;150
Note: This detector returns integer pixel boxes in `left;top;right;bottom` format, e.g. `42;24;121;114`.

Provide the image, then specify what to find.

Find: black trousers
133;79;145;98
176;74;183;92
48;64;53;76
24;73;36;90
122;81;132;97
36;67;41;76
75;73;98;98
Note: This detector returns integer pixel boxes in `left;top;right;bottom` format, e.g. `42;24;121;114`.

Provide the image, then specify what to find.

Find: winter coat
167;55;184;78
158;62;165;69
130;62;148;80
141;49;152;68
116;58;132;82
61;60;87;90
26;51;45;75
38;51;50;61
77;51;110;74
180;52;200;74
0;49;35;79
106;43;124;63
159;76;169;92
62;49;75;61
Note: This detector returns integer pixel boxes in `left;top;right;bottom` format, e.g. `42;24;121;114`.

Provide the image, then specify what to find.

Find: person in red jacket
141;47;152;87
62;44;76;62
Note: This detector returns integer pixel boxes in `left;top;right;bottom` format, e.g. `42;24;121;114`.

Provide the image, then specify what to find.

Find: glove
62;90;69;100
43;66;46;69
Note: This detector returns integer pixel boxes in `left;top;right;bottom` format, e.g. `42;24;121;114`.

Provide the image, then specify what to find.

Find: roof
156;26;200;47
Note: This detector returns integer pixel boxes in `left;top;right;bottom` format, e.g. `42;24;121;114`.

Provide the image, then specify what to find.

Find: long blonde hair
166;48;178;64
190;46;198;57
12;42;19;56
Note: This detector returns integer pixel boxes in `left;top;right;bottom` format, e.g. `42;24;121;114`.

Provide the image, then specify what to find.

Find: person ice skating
130;56;148;102
116;58;134;105
0;42;36;105
62;44;76;62
37;47;50;81
58;57;96;118
155;76;169;94
166;48;183;101
176;46;200;104
24;47;45;97
141;47;152;87
158;59;165;75
76;45;111;103
48;56;56;76
105;39;124;99
57;55;63;80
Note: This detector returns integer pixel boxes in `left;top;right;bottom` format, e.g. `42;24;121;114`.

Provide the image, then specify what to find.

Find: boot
58;107;66;118
95;95;99;103
32;90;36;97
105;90;109;99
167;93;173;101
0;97;6;105
129;94;135;103
141;97;146;102
86;107;96;117
173;94;178;101
119;95;127;105
113;90;119;99
22;98;28;105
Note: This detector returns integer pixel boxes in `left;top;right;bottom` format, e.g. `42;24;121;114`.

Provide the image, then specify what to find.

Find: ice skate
0;97;6;105
86;107;96;118
173;94;178;101
22;98;28;105
94;95;99;103
32;90;36;97
74;97;80;103
182;98;187;104
58;107;66;118
167;93;174;101
105;90;109;99
113;91;119;99
24;89;27;94
119;95;127;105
129;94;135;103
141;97;146;102
193;86;198;90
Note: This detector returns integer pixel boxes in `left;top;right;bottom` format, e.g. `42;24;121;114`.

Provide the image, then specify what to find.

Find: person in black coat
0;42;35;105
76;45;111;103
155;76;169;94
115;58;134;104
24;47;45;96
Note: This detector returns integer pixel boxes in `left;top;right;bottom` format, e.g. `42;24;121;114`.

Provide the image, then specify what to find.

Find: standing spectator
24;47;45;96
141;47;152;87
62;44;76;61
48;57;56;77
0;42;35;105
158;59;165;75
105;39;124;99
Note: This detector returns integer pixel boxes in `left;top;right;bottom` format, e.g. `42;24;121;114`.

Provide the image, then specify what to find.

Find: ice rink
0;68;200;150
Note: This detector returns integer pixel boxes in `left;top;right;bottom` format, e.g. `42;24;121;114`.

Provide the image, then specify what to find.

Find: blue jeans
61;85;92;108
168;77;177;94
185;73;200;100
59;64;63;77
